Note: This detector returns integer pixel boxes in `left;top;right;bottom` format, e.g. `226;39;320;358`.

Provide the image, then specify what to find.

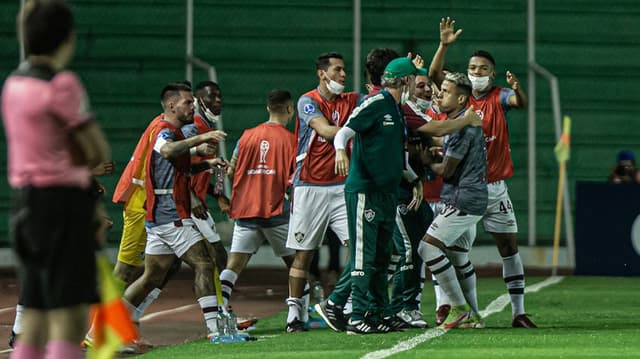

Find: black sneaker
285;319;308;333
345;320;379;335
8;330;16;349
314;300;346;332
381;315;408;332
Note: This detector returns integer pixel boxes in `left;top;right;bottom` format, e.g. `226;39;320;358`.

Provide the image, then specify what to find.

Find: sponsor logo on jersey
382;114;394;126
398;204;408;215
485;135;497;143
364;209;376;222
295;232;305;243
475;109;484;119
351;270;365;277
303;103;315;114
259;140;270;163
332;110;340;124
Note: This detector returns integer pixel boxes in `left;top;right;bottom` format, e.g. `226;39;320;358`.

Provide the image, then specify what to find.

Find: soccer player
112;114;164;285
315;48;399;332
284;52;359;332
430;17;536;328
185;80;230;272
333;57;425;334
2;1;111;357
122;83;228;341
417;72;487;329
219;90;297;310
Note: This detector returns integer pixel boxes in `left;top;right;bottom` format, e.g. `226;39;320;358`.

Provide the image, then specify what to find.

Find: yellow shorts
117;209;147;266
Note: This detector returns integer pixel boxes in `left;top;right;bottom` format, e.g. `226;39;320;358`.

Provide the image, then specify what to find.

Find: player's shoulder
359;91;386;108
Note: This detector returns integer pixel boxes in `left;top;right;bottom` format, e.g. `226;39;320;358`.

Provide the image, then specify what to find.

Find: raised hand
440;17;463;46
412;54;425;69
506;71;520;90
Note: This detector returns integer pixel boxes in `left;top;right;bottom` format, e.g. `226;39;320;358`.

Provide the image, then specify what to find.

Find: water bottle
313;281;324;304
226;306;238;339
211;311;229;344
213;165;225;196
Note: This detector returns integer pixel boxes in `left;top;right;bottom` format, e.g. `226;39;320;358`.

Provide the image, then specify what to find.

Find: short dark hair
160;82;192;105
316;52;343;71
194;80;220;96
471;50;496;66
20;0;74;56
267;89;292;113
365;48;399;86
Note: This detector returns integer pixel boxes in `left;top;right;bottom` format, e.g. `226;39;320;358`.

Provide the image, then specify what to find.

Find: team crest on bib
295;232;305;243
364;209;376;222
398;204;408;215
303;104;315;114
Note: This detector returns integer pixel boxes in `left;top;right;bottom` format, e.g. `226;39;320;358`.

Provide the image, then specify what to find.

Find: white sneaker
396;309;427;328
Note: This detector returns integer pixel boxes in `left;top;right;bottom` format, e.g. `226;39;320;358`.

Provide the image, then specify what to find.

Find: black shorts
11;186;99;309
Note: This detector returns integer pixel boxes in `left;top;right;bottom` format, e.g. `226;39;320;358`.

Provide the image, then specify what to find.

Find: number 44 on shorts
499;200;513;214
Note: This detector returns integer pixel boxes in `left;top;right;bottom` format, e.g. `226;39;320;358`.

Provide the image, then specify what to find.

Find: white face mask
195;98;219;124
326;78;345;95
415;98;432;111
324;71;344;95
468;74;490;91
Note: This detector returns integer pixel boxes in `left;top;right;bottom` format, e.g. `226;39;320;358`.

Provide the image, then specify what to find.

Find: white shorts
145;219;202;258
482;180;518;234
428;200;476;245
427;205;481;250
230;223;294;257
286;185;349;250
192;211;221;243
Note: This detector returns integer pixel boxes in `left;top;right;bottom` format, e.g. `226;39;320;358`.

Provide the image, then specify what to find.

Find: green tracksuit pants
345;190;396;322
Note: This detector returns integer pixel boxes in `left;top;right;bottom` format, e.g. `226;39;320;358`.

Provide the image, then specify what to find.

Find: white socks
197;295;219;334
503;253;526;316
446;249;478;314
418;241;466;307
219;269;238;310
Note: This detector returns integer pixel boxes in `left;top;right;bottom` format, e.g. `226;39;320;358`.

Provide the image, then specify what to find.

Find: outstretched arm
416;106;481;137
506;71;528;108
429;17;463;87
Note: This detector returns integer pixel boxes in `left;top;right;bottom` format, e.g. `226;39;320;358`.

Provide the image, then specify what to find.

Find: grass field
139;276;640;358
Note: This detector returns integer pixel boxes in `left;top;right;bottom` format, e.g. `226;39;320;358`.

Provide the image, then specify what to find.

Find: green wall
0;0;638;247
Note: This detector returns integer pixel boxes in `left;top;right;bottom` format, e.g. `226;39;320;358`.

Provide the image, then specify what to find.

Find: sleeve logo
303;104;315;114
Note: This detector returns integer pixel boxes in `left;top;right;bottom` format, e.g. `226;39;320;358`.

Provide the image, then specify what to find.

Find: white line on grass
361;276;565;359
0;348;13;354
140;304;198;322
0;306;15;315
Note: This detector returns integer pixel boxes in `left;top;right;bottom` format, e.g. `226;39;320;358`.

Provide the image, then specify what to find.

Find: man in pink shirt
1;1;110;358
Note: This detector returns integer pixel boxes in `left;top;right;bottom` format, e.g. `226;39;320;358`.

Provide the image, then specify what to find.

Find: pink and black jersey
293;89;359;186
469;86;515;183
1;62;93;189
